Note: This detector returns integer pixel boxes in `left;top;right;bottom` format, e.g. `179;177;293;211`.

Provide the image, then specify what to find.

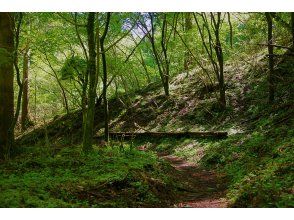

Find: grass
0;144;175;207
201;128;294;207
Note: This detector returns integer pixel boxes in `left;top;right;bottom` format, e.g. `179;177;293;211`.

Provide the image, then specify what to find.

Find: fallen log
95;131;228;139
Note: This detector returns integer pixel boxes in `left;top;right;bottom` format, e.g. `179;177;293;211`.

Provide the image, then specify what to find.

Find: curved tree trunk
0;13;14;159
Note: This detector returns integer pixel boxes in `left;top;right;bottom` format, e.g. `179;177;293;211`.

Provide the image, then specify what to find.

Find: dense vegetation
0;12;293;207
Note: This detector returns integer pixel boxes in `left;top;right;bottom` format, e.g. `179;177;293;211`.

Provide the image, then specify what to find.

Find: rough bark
265;13;275;103
0;13;14;159
82;12;97;152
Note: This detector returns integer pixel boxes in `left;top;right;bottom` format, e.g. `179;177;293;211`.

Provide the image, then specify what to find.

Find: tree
43;51;70;115
212;13;225;109
184;12;192;71
160;13;170;96
82;12;98;152
140;13;170;97
0;13;15;159
291;12;294;46
21;15;33;131
21;44;32;131
265;12;275;104
100;12;111;142
194;12;226;109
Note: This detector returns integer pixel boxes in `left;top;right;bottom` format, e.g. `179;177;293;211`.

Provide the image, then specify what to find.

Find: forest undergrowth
0;144;178;207
2;47;293;208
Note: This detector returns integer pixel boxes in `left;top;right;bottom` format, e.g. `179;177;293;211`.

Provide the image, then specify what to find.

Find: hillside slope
15;49;294;207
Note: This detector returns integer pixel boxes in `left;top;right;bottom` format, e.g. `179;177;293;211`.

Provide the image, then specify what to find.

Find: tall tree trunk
148;13;169;97
184;12;192;71
291;12;294;46
215;27;225;109
161;13;169;97
212;13;226;109
0;13;15;159
265;13;275;104
10;13;23;158
82;12;98;152
21;46;31;131
100;13;111;142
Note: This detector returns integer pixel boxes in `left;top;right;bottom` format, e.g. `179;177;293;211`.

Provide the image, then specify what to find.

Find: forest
0;12;293;208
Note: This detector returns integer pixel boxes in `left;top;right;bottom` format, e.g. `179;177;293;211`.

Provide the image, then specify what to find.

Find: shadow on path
161;154;228;208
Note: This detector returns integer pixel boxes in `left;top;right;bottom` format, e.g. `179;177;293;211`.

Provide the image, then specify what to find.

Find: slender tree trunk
291;12;294;46
82;12;98;152
74;13;89;140
120;75;128;94
211;13;226;109
62;87;69;114
52;67;69;115
114;78;118;98
184;12;192;71
133;70;141;90
148;13;169;97
215;27;225;109
265;13;275;104
34;71;37;122
55;73;69;115
60;83;69;114
217;46;225;109
21;46;31;131
0;13;14;159
11;13;24;155
138;49;151;83
161;13;169;97
100;13;111;142
44;52;69;114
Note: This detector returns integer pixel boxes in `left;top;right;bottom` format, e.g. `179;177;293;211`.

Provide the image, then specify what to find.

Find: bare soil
160;154;228;208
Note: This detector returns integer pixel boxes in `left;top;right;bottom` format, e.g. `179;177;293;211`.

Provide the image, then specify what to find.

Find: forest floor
0;142;228;208
160;153;228;208
9;50;294;207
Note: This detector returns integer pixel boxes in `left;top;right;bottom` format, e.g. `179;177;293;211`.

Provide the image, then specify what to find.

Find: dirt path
161;154;228;208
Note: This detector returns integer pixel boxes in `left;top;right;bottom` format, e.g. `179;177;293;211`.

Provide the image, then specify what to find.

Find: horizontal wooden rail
95;131;228;139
